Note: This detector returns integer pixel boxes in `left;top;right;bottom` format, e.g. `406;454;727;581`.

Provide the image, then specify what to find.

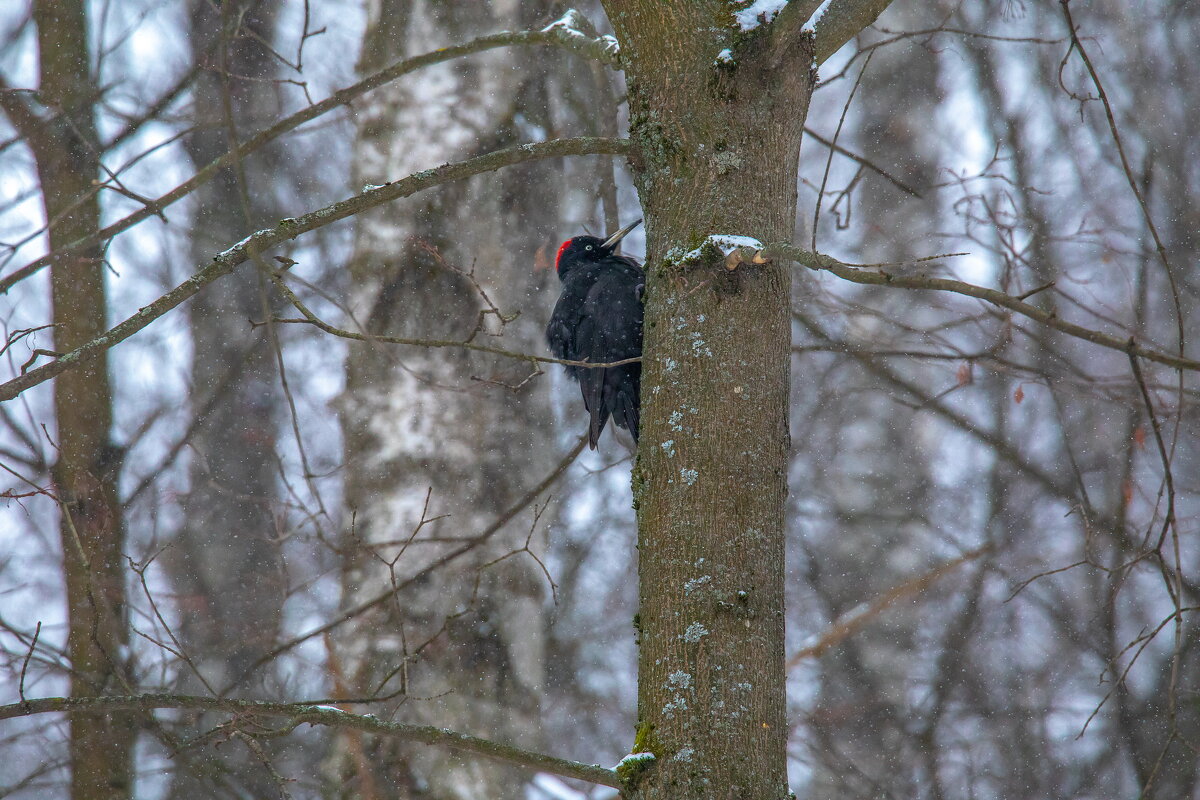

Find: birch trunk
336;1;567;796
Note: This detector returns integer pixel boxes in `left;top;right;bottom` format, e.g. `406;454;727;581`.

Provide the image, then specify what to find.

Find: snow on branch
745;0;894;66
0;694;620;789
0;136;632;403
669;235;769;271
734;0;791;31
803;0;835;32
0;23;622;298
541;9;621;64
668;238;1200;373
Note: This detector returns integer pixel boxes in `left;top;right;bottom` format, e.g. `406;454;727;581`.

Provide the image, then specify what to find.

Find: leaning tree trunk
27;1;135;798
800;11;944;793
601;3;815;797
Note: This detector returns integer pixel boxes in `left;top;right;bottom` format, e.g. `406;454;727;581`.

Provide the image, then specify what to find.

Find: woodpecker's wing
574;261;643;447
546;281;589;379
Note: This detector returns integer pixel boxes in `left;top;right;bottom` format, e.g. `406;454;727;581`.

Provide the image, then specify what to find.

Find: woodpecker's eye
585;245;593;251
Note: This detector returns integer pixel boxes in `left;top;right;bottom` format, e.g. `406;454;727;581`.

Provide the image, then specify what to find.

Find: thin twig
1058;1;1184;367
18;621;40;706
812;49;874;250
223;436;588;693
766;243;1200;372
267;270;639;371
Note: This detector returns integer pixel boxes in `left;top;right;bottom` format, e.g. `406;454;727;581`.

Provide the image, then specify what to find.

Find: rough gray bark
597;3;815;797
589;2;903;796
335;1;570;796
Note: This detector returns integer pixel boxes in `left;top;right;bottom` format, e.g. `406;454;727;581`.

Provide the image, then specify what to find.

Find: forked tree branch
738;0;898;72
770;0;825;40
812;0;897;64
0;694;620;789
0;136;632;403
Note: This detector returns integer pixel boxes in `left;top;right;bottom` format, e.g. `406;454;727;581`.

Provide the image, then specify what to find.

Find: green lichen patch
633;719;662;757
615;751;657;790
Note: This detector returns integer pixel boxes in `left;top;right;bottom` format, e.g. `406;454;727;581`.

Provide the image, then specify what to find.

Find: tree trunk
798;14;943;793
174;0;286;696
166;0;288;793
31;1;135;797
601;3;815;797
335;1;568;796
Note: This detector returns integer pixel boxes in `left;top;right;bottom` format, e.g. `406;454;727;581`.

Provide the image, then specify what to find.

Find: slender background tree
1;3;134;798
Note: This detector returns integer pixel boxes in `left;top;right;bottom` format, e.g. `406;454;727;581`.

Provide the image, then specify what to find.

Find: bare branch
0;21;621;295
0;80;45;150
724;242;1200;372
0;136;631;402
224;436;588;692
803;125;921;197
0;694;620;789
1059;1;1183;362
788;546;988;666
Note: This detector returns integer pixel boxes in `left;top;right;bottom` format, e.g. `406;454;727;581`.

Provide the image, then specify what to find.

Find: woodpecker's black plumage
546;219;644;449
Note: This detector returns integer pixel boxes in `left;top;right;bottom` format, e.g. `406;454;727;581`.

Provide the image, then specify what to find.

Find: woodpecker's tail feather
615;385;639;443
588;408;607;450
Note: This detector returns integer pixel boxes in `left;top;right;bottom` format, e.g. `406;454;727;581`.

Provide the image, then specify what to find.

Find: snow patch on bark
542;9;620;56
676;234;765;263
541;9;589;38
614;752;656;769
709;234;765;252
734;0;789;31
804;0;836;32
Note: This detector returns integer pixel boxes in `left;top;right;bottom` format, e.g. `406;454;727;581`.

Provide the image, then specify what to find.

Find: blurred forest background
1;0;1198;798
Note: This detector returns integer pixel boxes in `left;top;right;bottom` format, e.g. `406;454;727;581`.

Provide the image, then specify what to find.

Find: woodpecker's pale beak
601;218;643;251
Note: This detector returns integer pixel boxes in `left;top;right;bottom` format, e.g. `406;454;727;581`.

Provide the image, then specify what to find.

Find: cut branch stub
724;246;772;271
